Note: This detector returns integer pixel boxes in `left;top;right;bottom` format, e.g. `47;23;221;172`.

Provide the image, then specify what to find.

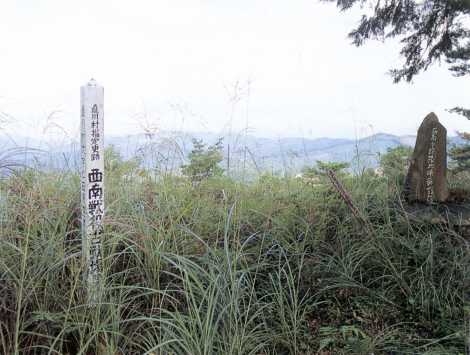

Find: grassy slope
0;166;468;354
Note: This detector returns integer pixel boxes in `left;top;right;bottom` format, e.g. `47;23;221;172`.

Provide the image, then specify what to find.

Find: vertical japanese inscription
425;127;438;204
80;79;104;303
404;112;448;203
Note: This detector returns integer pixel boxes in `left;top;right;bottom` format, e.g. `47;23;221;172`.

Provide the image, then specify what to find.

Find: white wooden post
80;79;104;303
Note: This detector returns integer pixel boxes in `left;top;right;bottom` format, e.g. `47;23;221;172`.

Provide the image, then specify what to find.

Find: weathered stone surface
404;112;448;203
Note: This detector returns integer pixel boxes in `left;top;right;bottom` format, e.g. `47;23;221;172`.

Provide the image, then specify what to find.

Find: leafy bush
379;145;412;184
304;160;349;176
181;138;224;184
449;132;470;173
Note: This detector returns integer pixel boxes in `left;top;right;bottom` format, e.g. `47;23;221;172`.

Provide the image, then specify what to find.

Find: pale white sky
1;0;470;140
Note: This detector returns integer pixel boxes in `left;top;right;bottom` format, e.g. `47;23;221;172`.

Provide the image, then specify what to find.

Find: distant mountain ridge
0;131;465;174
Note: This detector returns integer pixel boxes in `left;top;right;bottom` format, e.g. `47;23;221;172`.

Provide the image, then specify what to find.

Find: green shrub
181;138;224;184
379;145;412;184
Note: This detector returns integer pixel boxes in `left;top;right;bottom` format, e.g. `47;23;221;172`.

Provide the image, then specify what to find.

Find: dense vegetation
0;147;468;354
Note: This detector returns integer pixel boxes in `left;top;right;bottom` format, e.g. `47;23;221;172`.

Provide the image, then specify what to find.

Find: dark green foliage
323;0;470;82
449;131;470;172
181;138;224;183
449;106;470;120
448;109;470;175
379;145;412;183
303;160;350;177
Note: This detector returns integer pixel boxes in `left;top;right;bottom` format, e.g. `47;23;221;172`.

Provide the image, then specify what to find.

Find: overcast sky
1;0;470;141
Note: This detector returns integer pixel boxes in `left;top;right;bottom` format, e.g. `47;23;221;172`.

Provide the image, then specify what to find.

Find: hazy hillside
0;131;465;173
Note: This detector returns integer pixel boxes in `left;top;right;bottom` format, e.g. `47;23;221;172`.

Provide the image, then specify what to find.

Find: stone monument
404;112;448;204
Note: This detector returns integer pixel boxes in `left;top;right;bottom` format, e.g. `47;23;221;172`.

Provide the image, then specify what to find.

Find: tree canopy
324;0;470;82
181;138;224;183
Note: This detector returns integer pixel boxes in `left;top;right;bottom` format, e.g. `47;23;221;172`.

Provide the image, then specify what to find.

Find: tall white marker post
80;79;104;303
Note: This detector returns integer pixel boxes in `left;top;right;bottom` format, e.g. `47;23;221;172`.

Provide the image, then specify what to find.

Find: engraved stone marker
80;79;104;302
404;112;448;204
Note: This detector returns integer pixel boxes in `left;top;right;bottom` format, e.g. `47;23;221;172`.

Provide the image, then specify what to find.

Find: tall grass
0;165;468;354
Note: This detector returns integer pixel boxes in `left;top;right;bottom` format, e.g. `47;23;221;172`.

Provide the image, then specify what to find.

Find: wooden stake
80;79;105;303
